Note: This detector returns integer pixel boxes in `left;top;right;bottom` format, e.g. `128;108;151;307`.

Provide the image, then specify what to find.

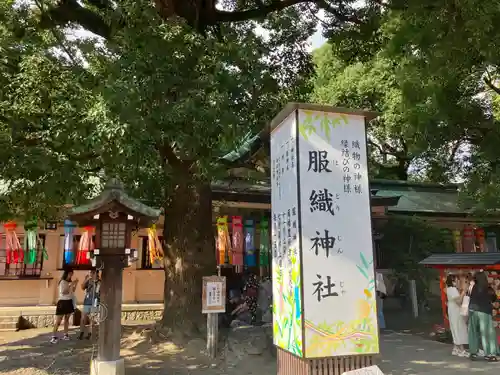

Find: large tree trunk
160;172;216;337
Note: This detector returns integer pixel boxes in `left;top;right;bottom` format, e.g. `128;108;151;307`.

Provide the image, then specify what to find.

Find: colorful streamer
216;216;231;266
147;224;164;265
244;219;256;267
259;218;270;267
76;226;93;265
486;232;498;253
23;218;48;265
439;228;453;248
4;222;23;264
462;225;475;252
232;216;243;272
452;230;462;253
64;219;76;265
475;227;486;253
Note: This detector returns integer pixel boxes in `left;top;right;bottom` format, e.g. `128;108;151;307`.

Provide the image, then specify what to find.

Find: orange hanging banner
216;216;231;266
147;224;164;265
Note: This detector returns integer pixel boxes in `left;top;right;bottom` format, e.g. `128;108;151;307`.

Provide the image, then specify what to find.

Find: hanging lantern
486;232;498;253
147;224;163;265
4;222;23;264
462;225;475;252
216;216;230;266
76;226;94;265
232;216;243;272
244;219;256;267
452;230;462;253
475;228;486;253
63;219;76;265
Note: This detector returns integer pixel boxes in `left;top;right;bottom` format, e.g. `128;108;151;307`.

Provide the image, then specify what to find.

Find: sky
309;28;327;51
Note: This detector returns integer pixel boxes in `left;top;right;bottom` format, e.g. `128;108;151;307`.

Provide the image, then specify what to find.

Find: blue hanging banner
486;232;498;253
244;219;256;267
64;219;76;264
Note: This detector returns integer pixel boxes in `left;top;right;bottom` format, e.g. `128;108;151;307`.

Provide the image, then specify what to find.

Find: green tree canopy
310;43;487;182
0;0;314;334
315;1;500;205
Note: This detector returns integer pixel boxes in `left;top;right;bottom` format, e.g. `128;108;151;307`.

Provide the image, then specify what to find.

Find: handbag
459;283;474;317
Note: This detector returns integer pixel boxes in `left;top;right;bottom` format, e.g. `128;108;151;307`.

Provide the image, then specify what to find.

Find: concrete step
0;315;19;331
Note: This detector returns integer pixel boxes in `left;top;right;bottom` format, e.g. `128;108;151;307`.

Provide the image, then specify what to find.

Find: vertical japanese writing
275;213;282;265
285;140;290;172
312;275;347;302
301;118;352;303
286;209;292;266
309;189;339;216
351;140;362;194
281;212;287;265
307;151;332;173
341;139;352;194
276;151;281;200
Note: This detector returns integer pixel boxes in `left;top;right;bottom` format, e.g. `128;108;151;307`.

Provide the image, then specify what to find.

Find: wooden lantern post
68;179;161;375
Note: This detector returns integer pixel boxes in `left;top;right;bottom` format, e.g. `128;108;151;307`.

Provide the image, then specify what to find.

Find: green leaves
0;0;315;219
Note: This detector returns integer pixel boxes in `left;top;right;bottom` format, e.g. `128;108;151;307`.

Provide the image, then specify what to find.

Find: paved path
0;329;498;374
379;331;499;375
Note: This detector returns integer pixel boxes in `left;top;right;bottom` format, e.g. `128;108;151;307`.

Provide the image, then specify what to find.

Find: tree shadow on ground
0;324;231;375
1;326;497;375
379;332;499;375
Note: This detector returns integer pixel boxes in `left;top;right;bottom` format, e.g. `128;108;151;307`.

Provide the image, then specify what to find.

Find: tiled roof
420;253;500;266
371;179;463;214
68;178;161;219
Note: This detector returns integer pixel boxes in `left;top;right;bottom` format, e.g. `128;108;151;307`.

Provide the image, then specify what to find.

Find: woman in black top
468;271;498;361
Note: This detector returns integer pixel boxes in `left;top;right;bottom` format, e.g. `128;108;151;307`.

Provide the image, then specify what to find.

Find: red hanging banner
4;222;24;264
475;228;486;253
76;226;94;265
462;225;475;252
232;216;244;272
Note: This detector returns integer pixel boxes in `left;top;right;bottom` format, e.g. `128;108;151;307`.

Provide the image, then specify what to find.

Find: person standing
51;270;78;344
79;270;100;340
445;275;468;356
468;271;498;362
375;272;387;330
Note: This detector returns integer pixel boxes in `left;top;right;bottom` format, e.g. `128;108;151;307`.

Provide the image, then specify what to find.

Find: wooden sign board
342;365;384;375
45;221;58;231
202;276;226;314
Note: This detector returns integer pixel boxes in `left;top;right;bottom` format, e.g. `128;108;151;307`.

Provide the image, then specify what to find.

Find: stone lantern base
90;358;125;375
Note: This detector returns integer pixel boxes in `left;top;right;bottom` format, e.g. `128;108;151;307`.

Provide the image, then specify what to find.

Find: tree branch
40;0;113;39
484;74;500;95
157;141;186;169
41;0;327;37
216;0;314;23
315;0;363;25
368;139;384;155
448;139;462;164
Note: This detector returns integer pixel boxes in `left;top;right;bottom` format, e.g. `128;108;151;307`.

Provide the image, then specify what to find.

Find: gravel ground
0;325;274;375
2;326;497;375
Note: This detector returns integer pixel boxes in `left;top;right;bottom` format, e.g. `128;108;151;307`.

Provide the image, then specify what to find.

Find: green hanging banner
23;218;48;264
259;217;270;267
